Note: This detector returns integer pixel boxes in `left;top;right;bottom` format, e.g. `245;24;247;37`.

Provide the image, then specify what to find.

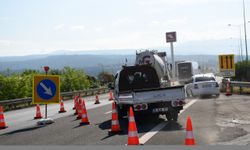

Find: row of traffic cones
1;91;114;130
126;108;196;145
109;103;196;146
0;106;7;129
74;90;114;106
34;97;67;120
34;90;109;119
108;102;196;146
225;81;232;96
1;91;196;146
73;96;90;125
95;90;114;104
35;90;114;119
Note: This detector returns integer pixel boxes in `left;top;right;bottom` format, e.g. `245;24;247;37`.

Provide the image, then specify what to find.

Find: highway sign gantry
33;75;60;104
218;54;235;77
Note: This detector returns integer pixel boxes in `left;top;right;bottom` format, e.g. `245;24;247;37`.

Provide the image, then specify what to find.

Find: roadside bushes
0;67;100;100
233;61;250;82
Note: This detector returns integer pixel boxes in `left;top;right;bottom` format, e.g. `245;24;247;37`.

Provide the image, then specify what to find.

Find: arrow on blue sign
40;82;52;96
37;79;57;100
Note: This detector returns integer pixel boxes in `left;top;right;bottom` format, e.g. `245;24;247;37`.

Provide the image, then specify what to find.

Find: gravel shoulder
215;94;250;145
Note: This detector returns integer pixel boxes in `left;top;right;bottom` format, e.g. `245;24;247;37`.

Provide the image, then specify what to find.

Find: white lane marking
139;99;198;144
180;99;198;113
104;111;112;115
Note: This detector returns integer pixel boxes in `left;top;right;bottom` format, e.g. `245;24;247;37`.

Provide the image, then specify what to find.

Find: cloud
0;17;11;21
112;17;133;27
70;25;85;31
0;40;11;46
54;24;65;31
167;18;187;24
94;27;103;32
137;0;233;6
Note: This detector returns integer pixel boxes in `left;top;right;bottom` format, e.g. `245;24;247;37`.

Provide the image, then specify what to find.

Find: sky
0;0;250;56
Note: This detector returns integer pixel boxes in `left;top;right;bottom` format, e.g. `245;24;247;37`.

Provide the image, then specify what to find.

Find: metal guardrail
221;80;250;94
229;81;250;94
0;87;109;110
230;81;250;87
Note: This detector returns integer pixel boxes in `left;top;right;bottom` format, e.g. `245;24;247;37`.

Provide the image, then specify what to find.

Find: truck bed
117;85;185;104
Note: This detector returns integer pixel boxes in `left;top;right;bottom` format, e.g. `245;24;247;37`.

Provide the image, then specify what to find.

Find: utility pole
166;31;177;79
243;0;248;61
228;24;244;61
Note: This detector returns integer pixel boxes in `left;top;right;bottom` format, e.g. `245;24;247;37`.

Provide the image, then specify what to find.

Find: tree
87;75;99;88
50;69;62;75
97;71;114;85
0;67;98;100
233;61;250;81
60;67;91;92
21;69;39;97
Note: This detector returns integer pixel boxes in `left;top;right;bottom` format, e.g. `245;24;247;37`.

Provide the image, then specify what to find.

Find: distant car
185;73;220;97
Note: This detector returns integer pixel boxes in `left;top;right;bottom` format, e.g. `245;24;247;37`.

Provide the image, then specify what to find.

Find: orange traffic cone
109;90;114;101
79;98;82;106
73;96;77;110
185;116;195;145
34;104;42;119
58;97;66;113
79;100;90;125
77;102;83;120
109;102;122;133
76;98;84;118
0;106;7;129
127;107;140;145
225;81;232;96
94;94;100;104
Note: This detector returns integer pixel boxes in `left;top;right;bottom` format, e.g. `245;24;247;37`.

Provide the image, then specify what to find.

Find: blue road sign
37;79;57;100
33;75;60;104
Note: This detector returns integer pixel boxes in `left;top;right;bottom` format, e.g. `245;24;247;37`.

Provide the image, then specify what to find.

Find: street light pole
243;0;248;61
228;24;244;61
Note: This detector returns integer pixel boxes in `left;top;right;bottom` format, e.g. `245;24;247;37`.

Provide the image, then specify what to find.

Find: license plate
152;107;168;113
202;84;212;88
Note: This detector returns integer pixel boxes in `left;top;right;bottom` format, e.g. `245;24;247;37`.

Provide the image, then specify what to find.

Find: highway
1;93;250;145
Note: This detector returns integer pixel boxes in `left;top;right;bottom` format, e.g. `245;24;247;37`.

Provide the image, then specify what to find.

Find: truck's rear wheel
172;111;178;121
165;110;178;121
117;105;127;120
165;112;172;121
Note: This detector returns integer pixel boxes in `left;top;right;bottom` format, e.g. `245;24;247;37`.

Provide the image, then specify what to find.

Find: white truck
113;50;186;121
176;61;193;84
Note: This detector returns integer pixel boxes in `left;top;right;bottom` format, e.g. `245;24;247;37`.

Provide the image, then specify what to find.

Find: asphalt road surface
0;93;250;145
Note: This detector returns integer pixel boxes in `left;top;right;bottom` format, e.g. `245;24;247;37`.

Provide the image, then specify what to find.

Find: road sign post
166;31;177;79
33;66;60;125
218;54;235;77
44;66;49;119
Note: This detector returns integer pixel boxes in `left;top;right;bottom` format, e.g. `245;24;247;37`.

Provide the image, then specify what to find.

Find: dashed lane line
139;99;198;144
